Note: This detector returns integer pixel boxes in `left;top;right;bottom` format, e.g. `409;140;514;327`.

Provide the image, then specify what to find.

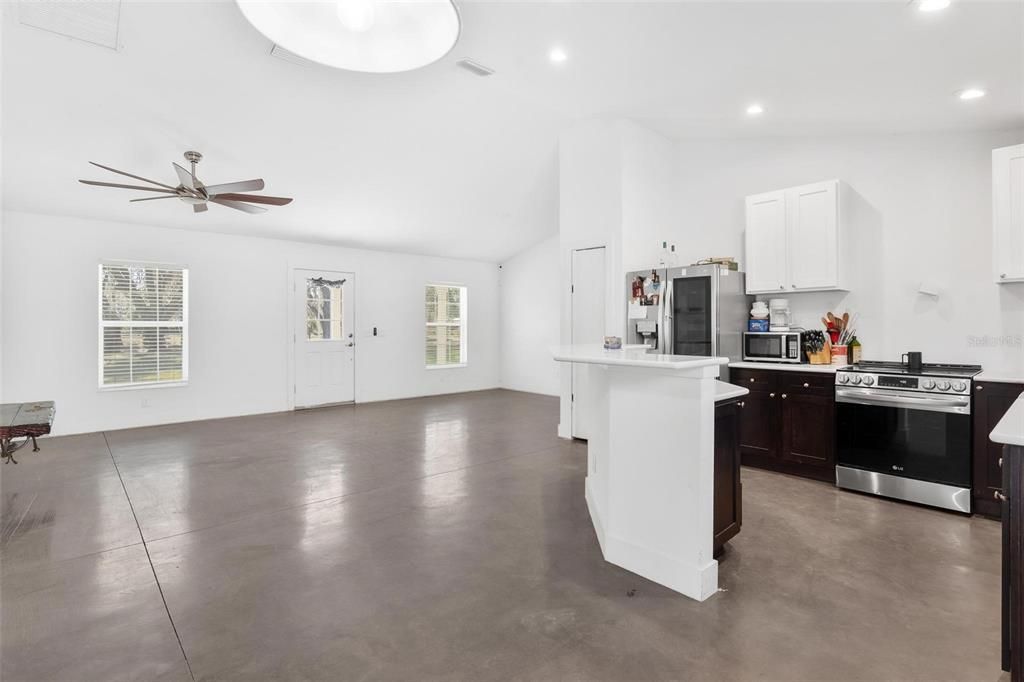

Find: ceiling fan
79;151;293;214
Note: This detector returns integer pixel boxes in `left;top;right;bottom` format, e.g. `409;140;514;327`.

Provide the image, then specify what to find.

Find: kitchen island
552;344;730;601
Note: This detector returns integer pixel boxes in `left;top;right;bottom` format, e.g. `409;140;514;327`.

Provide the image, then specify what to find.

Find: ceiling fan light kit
235;0;461;74
79;151;293;215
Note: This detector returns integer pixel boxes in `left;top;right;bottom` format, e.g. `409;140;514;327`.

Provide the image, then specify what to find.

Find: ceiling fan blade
172;162;197;191
130;195;180;202
211;192;292;206
210;198;267;214
80;179;177;194
194;203;208;213
204;179;265;194
89;162;179;191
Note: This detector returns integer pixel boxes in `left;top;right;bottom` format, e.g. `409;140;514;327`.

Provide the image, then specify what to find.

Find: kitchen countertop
728;361;842;374
553;345;728;372
715;381;750;402
976;372;1024;385
991;392;1024;447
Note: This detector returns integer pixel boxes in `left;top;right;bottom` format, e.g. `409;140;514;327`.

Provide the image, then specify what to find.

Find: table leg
32;436;39;452
2;437;17;464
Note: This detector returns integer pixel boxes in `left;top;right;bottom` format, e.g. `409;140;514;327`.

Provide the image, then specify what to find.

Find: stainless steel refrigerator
625;264;751;363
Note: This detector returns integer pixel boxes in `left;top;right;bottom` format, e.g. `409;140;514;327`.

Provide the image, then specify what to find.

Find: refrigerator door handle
661;279;672;353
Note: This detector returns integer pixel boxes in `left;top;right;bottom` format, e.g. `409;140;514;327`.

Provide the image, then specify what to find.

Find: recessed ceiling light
958;88;986;101
917;0;951;12
746;104;765;116
549;47;568;64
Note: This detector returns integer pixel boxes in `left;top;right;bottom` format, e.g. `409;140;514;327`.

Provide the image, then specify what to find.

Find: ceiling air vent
456;59;494;77
18;0;121;50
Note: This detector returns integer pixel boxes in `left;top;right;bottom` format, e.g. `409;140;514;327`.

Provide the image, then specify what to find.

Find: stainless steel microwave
742;331;803;363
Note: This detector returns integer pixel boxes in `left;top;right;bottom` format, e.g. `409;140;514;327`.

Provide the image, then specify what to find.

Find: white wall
646;128;1024;375
1;211;500;435
498;235;560;396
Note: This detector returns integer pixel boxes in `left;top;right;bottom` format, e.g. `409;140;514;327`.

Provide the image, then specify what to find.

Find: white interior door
571;247;606;440
787;180;839;291
294;269;355;407
745;190;788;293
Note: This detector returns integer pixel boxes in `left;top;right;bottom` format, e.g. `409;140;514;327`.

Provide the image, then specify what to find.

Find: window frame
97;261;190;391
424;282;468;370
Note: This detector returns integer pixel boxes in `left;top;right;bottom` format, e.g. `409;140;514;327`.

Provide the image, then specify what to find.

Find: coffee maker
768;299;792;331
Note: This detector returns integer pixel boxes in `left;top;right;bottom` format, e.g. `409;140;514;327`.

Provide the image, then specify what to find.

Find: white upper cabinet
993;144;1024;283
744;190;788;293
744;179;847;294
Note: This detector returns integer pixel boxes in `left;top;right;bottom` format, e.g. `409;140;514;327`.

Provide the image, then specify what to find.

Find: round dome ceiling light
236;0;461;74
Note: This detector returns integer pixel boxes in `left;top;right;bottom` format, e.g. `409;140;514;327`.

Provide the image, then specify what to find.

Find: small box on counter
748;318;769;332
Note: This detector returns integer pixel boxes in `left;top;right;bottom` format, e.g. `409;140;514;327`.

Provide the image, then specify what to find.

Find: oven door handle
835;388;970;414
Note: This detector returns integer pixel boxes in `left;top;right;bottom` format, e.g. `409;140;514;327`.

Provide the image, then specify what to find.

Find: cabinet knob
995;490;1008;502
803;382;810;388
976;385;984;391
749;377;755;383
999;457;1003;468
779;286;785;290
781;393;788;399
769;392;776;398
738;401;745;408
1001;273;1007;279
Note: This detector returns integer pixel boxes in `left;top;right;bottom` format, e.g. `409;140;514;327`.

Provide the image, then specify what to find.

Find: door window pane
306;279;343;341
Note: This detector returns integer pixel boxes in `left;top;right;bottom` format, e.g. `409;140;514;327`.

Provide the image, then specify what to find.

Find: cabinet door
780;391;835;479
993;144;1024;283
714;399;742;555
737;389;779;467
745;190;788;294
973;381;1024;518
787;180;840;291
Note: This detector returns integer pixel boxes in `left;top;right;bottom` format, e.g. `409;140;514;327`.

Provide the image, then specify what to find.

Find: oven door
836;388;971;488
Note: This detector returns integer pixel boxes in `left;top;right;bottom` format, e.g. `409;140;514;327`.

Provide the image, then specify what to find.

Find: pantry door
293;269;355;407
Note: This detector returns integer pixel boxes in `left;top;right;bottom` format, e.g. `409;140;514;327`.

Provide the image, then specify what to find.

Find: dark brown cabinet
974;381;1024;518
714;397;743;557
731;367;836;482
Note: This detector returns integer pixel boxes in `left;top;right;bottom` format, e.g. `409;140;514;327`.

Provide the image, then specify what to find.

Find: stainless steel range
834;360;982;513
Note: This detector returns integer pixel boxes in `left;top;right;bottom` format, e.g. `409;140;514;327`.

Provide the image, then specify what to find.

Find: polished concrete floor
0;389;1004;681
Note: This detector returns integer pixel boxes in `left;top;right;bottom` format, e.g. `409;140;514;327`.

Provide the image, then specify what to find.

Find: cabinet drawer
780;373;835;396
731;369;778;391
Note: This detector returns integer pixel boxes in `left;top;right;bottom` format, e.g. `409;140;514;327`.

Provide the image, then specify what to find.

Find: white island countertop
728;361;842;374
715;381;750;402
552;345;728;371
976;372;1024;385
992;392;1024;447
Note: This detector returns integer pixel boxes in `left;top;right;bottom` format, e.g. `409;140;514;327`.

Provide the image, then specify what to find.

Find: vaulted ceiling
3;1;1021;261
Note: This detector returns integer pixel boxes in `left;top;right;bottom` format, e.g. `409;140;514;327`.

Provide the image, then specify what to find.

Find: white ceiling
3;1;1022;262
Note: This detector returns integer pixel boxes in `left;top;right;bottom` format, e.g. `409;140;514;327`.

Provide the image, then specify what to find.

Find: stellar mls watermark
967;334;1023;348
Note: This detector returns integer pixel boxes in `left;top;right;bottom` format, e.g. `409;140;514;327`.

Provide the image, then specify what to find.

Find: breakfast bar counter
552;345;728;601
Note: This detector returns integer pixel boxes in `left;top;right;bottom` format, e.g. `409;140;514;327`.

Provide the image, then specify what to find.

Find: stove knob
922;379;936;390
861;376;875;386
937;381;951;391
837;374;849;384
851;375;862;385
951;381;966;392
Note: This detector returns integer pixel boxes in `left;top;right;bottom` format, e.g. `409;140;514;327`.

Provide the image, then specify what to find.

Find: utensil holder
830;344;848;365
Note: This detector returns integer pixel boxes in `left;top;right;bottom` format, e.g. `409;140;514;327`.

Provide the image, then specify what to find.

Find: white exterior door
787;180;839;291
745;190;788;294
571;247;606;440
294;269;355;407
994;144;1024;283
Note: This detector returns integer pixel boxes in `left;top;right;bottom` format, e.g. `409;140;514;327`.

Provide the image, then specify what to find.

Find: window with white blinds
99;263;188;388
425;284;467;368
